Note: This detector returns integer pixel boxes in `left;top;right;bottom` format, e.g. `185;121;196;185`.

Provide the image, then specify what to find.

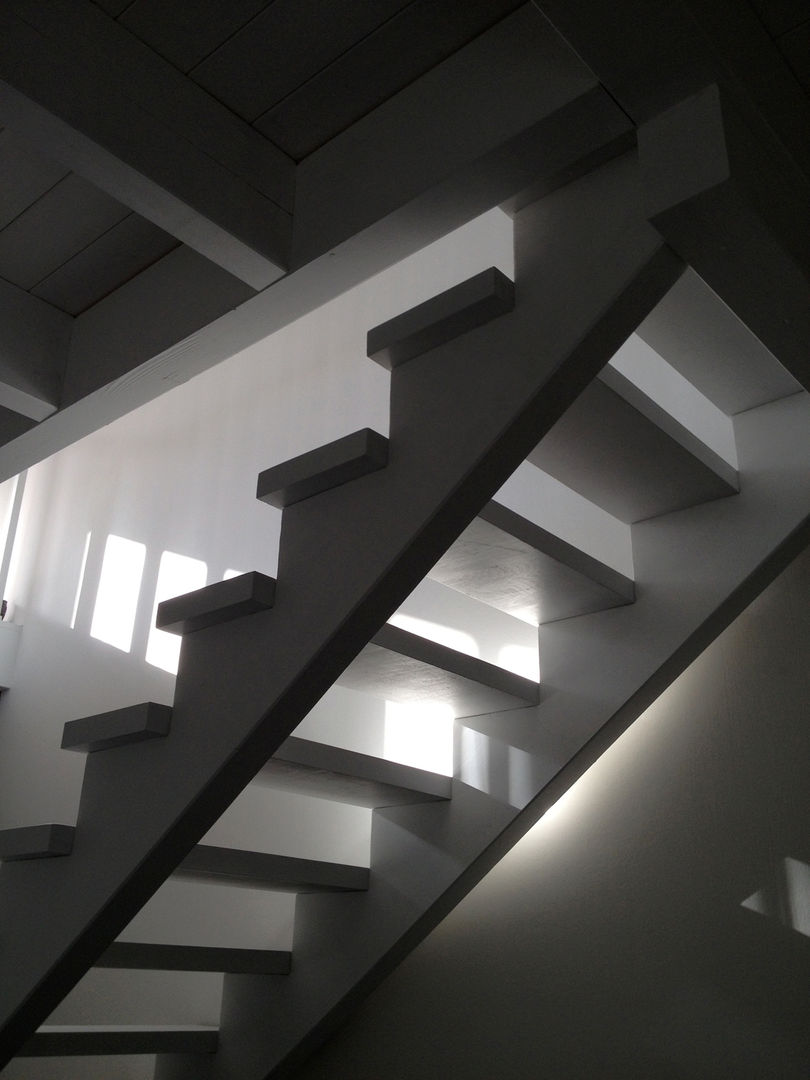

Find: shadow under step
339;623;539;717
637;267;802;415
0;824;73;860
430;499;634;624
528;366;739;523
257;736;452;807
19;1025;218;1056
175;846;370;892
97;942;291;975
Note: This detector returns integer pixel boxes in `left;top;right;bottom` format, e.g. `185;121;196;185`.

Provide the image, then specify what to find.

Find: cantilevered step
176;846;370;893
255;735;452;807
62;702;172;752
528;368;739;523
430;499;634;624
19;1025;218;1056
156;571;276;635
256;428;388;508
0;824;73;861
97;942;291;975
367;266;515;369
339;624;539;716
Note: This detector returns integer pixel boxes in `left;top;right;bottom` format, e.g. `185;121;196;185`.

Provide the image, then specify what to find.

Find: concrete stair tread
97;942;291;975
528;370;739;523
257;735;452;807
176;845;370;892
0;824;74;861
340;623;539;716
62;703;172;753
431;499;635;624
366;266;515;370
19;1025;218;1056
156;572;276;635
256;428;388;508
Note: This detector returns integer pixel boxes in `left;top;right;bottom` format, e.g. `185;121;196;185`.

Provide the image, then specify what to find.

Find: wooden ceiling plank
119;0;268;74
256;0;524;160
191;0;414;122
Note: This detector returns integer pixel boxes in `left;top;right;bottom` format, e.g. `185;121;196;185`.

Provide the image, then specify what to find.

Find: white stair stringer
0;151;684;1067
166;389;810;1080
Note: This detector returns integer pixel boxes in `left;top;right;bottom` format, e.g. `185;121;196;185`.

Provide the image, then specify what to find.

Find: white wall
0;208;532;1078
291;543;810;1080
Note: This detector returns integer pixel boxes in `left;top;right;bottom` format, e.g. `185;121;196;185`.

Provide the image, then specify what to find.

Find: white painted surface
292;544;810;1080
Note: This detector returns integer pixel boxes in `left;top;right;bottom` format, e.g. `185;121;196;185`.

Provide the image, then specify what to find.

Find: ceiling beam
0;278;70;421
0;0;294;289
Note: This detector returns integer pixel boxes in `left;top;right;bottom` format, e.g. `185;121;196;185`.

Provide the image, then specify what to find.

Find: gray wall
294;543;810;1080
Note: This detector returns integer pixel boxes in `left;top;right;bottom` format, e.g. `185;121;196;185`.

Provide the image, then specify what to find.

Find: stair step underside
366;266;515;370
61;702;172;753
156;571;276;635
96;942;291;975
637;267;802;415
175;846;370;892
340;623;539;716
431;499;635;624
19;1025;218;1056
528;370;739;523
256;735;452;807
0;825;74;861
256;428;388;508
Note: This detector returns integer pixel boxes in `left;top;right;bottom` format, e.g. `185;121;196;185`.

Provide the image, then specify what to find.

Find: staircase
0;149;808;1079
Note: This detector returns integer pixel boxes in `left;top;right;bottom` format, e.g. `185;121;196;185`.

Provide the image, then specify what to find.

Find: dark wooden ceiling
91;0;526;159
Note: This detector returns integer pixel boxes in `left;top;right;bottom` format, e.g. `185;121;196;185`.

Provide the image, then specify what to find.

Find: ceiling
0;0;806;484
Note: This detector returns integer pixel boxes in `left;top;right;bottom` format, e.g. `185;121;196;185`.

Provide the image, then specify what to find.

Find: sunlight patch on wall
70;531;92;630
384;699;454;775
146;550;207;674
90;535;146;652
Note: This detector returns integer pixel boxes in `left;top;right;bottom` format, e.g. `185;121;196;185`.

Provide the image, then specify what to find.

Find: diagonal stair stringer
0;150;683;1065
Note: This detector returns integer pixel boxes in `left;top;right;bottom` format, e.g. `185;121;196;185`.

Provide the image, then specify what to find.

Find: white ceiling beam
0;1;294;289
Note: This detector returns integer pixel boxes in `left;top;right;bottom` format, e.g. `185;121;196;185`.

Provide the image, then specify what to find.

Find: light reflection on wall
89;535;146;652
70;530;92;630
145;551;207;674
743;856;810;939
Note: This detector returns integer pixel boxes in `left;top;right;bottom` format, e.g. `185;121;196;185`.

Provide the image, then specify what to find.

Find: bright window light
70;530;92;630
498;643;540;681
384;699;454;775
223;569;246;580
387;612;479;658
90;534;146;652
146;550;207;674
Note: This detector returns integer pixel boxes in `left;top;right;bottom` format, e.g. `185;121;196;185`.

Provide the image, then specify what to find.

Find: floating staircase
0;149;808;1080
